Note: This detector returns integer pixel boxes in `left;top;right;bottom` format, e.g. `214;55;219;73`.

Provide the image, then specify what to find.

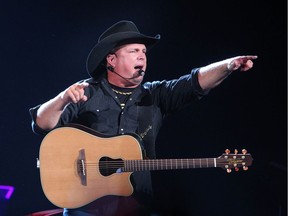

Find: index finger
244;55;258;60
77;82;89;89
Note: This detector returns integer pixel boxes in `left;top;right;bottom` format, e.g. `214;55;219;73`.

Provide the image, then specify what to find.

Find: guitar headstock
217;149;253;173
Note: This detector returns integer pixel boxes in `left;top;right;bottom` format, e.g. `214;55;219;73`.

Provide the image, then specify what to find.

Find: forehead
116;43;146;51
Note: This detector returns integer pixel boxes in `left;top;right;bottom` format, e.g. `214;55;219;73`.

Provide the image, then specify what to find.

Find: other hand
227;55;258;72
60;82;89;104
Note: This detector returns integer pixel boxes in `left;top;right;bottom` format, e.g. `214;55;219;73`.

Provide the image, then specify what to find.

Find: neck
107;74;140;88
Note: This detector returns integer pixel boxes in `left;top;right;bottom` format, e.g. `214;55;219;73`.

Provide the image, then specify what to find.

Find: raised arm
36;82;89;130
198;55;258;90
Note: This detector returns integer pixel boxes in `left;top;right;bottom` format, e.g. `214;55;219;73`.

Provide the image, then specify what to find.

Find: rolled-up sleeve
191;68;210;97
29;105;51;135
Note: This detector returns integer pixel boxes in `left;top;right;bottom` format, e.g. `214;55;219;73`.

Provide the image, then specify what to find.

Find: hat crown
98;20;139;42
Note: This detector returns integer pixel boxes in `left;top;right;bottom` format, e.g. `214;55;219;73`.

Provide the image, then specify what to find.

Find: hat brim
86;32;160;79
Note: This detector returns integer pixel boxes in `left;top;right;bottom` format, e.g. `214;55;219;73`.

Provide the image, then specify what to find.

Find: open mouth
134;66;143;70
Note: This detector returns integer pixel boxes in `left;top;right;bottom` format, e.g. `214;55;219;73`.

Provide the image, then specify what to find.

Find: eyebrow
128;47;147;52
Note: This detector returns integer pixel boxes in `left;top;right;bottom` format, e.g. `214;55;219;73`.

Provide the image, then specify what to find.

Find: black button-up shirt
30;68;206;158
29;68;207;214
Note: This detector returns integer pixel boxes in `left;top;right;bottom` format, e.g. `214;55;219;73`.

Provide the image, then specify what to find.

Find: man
29;20;257;216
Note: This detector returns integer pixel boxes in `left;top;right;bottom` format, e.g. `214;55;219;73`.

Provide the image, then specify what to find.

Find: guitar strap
136;93;157;159
134;94;156;196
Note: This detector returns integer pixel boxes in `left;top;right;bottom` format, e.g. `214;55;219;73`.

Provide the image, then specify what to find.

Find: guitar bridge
77;149;87;186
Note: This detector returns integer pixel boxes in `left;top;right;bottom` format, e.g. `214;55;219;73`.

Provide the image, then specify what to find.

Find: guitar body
39;125;143;209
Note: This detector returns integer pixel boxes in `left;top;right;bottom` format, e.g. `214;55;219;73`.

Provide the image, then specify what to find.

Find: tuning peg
226;168;232;173
234;149;238;154
243;166;249;171
242;149;247;154
235;167;239;172
225;149;230;154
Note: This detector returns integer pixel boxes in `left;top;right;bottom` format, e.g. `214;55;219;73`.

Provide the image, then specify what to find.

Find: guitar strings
79;158;218;170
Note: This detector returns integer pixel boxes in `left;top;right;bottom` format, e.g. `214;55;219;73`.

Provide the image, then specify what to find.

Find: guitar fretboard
122;158;217;172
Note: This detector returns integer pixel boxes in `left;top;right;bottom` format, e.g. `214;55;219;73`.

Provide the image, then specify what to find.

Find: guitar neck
122;158;218;172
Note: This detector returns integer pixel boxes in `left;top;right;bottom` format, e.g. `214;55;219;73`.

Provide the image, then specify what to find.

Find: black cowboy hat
86;20;160;79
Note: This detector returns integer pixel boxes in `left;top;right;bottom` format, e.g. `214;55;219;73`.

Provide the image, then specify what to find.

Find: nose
137;52;146;61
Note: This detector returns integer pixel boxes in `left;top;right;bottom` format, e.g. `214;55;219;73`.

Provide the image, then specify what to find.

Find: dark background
0;0;286;215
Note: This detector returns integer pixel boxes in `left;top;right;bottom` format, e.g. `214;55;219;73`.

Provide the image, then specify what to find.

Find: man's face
109;43;147;86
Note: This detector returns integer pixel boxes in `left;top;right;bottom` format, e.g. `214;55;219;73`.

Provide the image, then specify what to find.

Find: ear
106;53;115;66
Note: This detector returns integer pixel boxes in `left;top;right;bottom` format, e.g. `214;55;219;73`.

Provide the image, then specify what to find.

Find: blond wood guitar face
39;126;143;209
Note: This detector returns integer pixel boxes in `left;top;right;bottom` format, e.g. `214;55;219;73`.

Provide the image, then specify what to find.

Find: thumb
228;60;241;71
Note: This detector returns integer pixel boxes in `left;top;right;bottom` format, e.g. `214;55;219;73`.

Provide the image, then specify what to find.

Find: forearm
198;55;257;91
198;58;232;90
36;81;89;130
36;93;70;130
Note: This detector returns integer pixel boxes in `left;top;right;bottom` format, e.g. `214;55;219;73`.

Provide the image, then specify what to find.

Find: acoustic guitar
37;124;253;209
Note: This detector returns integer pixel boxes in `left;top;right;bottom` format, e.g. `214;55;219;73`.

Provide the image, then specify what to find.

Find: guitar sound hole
99;157;124;176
